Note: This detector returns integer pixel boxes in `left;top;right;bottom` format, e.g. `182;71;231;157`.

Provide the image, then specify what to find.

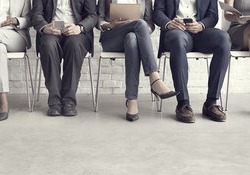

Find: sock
204;98;217;107
177;100;190;109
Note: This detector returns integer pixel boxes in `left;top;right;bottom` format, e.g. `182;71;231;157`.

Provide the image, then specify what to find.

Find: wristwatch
79;25;84;34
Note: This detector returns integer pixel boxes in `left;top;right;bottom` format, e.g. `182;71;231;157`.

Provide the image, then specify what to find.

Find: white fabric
115;0;137;4
53;0;76;24
176;0;197;20
0;0;10;24
0;29;26;92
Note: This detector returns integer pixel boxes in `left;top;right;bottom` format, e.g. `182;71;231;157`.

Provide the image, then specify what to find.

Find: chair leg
95;56;102;112
88;56;96;111
32;57;40;111
225;56;231;111
158;55;167;112
24;54;32;112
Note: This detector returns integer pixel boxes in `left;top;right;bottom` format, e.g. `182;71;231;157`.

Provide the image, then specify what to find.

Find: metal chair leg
225;56;231;111
95;56;102;112
88;56;96;110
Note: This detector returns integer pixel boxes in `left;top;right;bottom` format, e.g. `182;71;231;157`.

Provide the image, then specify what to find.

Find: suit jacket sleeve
198;0;218;28
15;0;31;29
153;0;171;31
31;0;48;32
77;0;98;33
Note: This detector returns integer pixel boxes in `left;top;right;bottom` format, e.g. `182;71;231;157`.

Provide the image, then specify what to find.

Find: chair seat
163;52;213;58
7;52;26;58
100;52;125;58
230;51;250;58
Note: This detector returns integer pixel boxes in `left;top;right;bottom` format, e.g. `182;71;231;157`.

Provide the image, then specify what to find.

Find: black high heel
0;112;8;121
125;99;139;122
151;78;179;100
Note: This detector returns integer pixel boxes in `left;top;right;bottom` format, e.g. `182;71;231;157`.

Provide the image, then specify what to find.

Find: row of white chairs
7;49;250;113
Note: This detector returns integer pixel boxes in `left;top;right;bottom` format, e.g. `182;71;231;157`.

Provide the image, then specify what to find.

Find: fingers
168;18;186;31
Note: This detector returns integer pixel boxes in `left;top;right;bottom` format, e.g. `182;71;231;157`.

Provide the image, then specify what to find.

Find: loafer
202;104;226;122
47;105;61;116
175;105;195;123
0;112;8;121
62;103;77;116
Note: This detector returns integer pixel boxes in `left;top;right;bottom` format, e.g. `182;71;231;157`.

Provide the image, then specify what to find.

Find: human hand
42;23;62;35
0;16;18;27
237;16;250;24
167;18;186;31
62;23;81;36
185;20;203;33
101;18;130;31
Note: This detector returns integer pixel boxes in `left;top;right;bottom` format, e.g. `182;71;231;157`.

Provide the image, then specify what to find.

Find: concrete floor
0;93;250;175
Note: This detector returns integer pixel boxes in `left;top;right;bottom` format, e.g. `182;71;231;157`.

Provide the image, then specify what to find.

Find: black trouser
163;28;231;103
38;34;91;107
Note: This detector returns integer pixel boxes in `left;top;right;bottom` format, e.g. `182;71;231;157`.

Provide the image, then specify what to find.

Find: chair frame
32;52;95;111
95;51;125;112
224;51;250;111
7;52;34;112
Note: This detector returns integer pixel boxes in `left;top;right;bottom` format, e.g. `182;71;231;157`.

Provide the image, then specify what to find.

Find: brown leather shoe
175;105;195;123
202;104;226;122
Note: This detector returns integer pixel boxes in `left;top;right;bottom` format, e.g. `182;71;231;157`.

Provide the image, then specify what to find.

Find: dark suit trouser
163;28;231;103
38;34;91;107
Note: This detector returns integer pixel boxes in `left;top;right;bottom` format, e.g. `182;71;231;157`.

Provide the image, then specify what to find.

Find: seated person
0;0;31;121
224;0;250;51
153;0;231;123
31;0;98;117
97;0;178;122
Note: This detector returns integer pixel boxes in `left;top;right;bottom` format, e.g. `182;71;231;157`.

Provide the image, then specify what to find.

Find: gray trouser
0;29;26;93
163;28;231;102
38;34;91;107
100;19;158;99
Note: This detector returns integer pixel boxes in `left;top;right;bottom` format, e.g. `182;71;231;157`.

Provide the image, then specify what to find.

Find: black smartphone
183;18;193;24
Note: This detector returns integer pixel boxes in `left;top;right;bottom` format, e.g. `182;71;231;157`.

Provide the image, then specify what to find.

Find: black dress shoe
202;104;226;122
175;105;195;123
0;112;8;121
62;103;77;116
47;105;61;116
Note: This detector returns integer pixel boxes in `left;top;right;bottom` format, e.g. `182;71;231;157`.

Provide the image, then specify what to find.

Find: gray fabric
228;0;250;50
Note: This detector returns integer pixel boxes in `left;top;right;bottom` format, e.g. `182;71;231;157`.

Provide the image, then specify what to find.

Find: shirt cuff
198;22;205;30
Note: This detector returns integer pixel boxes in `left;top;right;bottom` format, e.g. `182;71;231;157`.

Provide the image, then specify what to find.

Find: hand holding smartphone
53;21;65;30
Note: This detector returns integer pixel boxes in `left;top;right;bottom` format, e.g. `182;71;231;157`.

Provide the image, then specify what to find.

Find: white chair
32;52;95;111
7;52;34;112
95;51;125;112
158;52;224;112
224;51;250;111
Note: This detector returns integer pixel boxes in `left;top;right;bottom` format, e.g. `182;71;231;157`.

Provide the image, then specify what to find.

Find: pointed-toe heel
150;78;179;100
125;99;139;122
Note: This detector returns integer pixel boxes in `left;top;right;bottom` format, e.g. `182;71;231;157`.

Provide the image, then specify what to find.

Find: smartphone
53;21;65;30
183;18;193;24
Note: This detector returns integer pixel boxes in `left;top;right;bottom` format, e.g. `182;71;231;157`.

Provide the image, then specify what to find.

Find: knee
216;30;232;50
124;33;137;48
165;31;190;50
39;36;58;51
134;19;148;30
64;36;86;51
0;43;7;54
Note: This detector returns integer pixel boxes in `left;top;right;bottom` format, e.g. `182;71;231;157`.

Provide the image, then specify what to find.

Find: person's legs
124;32;140;117
38;35;63;108
163;29;195;123
164;29;193;105
193;28;231;121
61;34;91;108
0;30;27;120
194;28;231;101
